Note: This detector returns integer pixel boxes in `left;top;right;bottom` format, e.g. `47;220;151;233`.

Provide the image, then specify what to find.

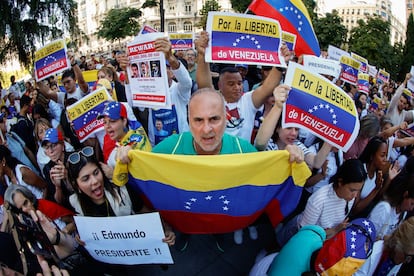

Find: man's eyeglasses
68;146;94;165
43;143;59;151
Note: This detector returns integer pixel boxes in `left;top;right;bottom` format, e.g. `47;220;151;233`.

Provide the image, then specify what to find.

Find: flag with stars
339;55;361;85
126;150;311;234
34;39;70;82
249;0;320;57
205;12;286;67
358;73;370;94
283;62;359;152
314;218;376;275
66;87;112;142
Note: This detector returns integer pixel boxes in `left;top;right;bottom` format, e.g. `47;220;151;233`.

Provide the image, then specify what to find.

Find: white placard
303;55;341;78
408;66;414;91
327;45;349;61
127;33;171;109
74;213;173;265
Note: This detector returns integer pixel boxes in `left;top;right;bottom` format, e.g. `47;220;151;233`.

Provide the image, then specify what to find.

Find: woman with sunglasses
354;216;414;275
67;146;175;245
41;128;74;208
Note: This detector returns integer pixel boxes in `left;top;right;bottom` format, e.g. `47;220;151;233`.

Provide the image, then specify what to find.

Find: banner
303;55;341;79
168;33;193;50
127;33;170;108
138;25;157;36
368;65;378;78
34;39;69;82
357;73;370;94
283;62;360;151
377;69;390;84
126;150;311;234
66;87;112;142
282;31;297;52
351;52;368;73
205;12;286;67
74;213;173;265
327;45;349;61
248;0;320;57
339;55;361;85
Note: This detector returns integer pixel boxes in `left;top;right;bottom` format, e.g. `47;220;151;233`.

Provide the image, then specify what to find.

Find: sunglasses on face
68;146;94;165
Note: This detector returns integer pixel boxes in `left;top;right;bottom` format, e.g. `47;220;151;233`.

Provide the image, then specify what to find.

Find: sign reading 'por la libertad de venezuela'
34;39;70;82
66;87;112;142
206;12;286;67
339;55;361;86
74;213;173;265
169;33;193;50
283;62;360;152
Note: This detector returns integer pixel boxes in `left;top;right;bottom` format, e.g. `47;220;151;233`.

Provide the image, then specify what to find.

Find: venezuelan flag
127;150;311;234
249;0;320;57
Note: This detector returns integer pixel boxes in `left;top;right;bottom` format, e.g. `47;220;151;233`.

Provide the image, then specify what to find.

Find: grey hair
4;185;38;209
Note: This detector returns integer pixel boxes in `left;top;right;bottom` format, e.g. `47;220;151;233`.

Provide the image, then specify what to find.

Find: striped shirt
299;184;354;229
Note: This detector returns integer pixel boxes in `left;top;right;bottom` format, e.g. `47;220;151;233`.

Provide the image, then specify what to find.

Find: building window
184;21;193;31
168;22;177;32
169;4;175;12
185;2;192;14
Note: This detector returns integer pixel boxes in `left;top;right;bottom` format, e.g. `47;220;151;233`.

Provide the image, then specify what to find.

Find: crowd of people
0;30;414;275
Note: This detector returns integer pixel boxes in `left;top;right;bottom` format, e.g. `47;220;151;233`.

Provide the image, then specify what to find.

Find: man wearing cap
196;31;290;142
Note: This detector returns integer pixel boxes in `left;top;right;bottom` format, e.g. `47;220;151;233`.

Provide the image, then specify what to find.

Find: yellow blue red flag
249;0;320;57
283;62;359;151
126;150;311;234
205;12;286;67
358;73;370;94
34;39;69;82
339;55;361;85
377;69;390;84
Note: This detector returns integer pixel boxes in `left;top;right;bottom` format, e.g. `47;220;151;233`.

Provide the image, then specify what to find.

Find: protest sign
339;55;361;85
282;31;296;52
138;25;157;35
66;87;112;142
351;52;368;73
303;55;341;79
127;32;170;108
74;213;173;265
327;45;349;61
283;62;359;151
34;39;69;81
368;65;378;78
168;33;193;50
358;73;370;94
205;12;286;67
408;66;414;91
377;69;390;84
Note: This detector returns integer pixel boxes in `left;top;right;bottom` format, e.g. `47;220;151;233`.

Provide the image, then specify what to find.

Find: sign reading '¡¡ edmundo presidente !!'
283;63;360;152
205;12;286;68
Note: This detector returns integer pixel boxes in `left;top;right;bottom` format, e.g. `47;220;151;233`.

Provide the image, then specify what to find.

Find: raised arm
69;54;89;94
195;31;214;90
251;45;291;108
255;85;290;150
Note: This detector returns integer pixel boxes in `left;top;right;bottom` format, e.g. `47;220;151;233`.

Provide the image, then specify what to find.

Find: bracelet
52;228;61;245
71;63;77;67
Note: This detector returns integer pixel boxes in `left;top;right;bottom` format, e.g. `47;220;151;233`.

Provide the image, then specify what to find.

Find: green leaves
0;0;79;67
96;7;142;43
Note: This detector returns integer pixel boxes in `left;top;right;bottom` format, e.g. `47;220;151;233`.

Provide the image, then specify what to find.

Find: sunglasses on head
68;146;94;165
